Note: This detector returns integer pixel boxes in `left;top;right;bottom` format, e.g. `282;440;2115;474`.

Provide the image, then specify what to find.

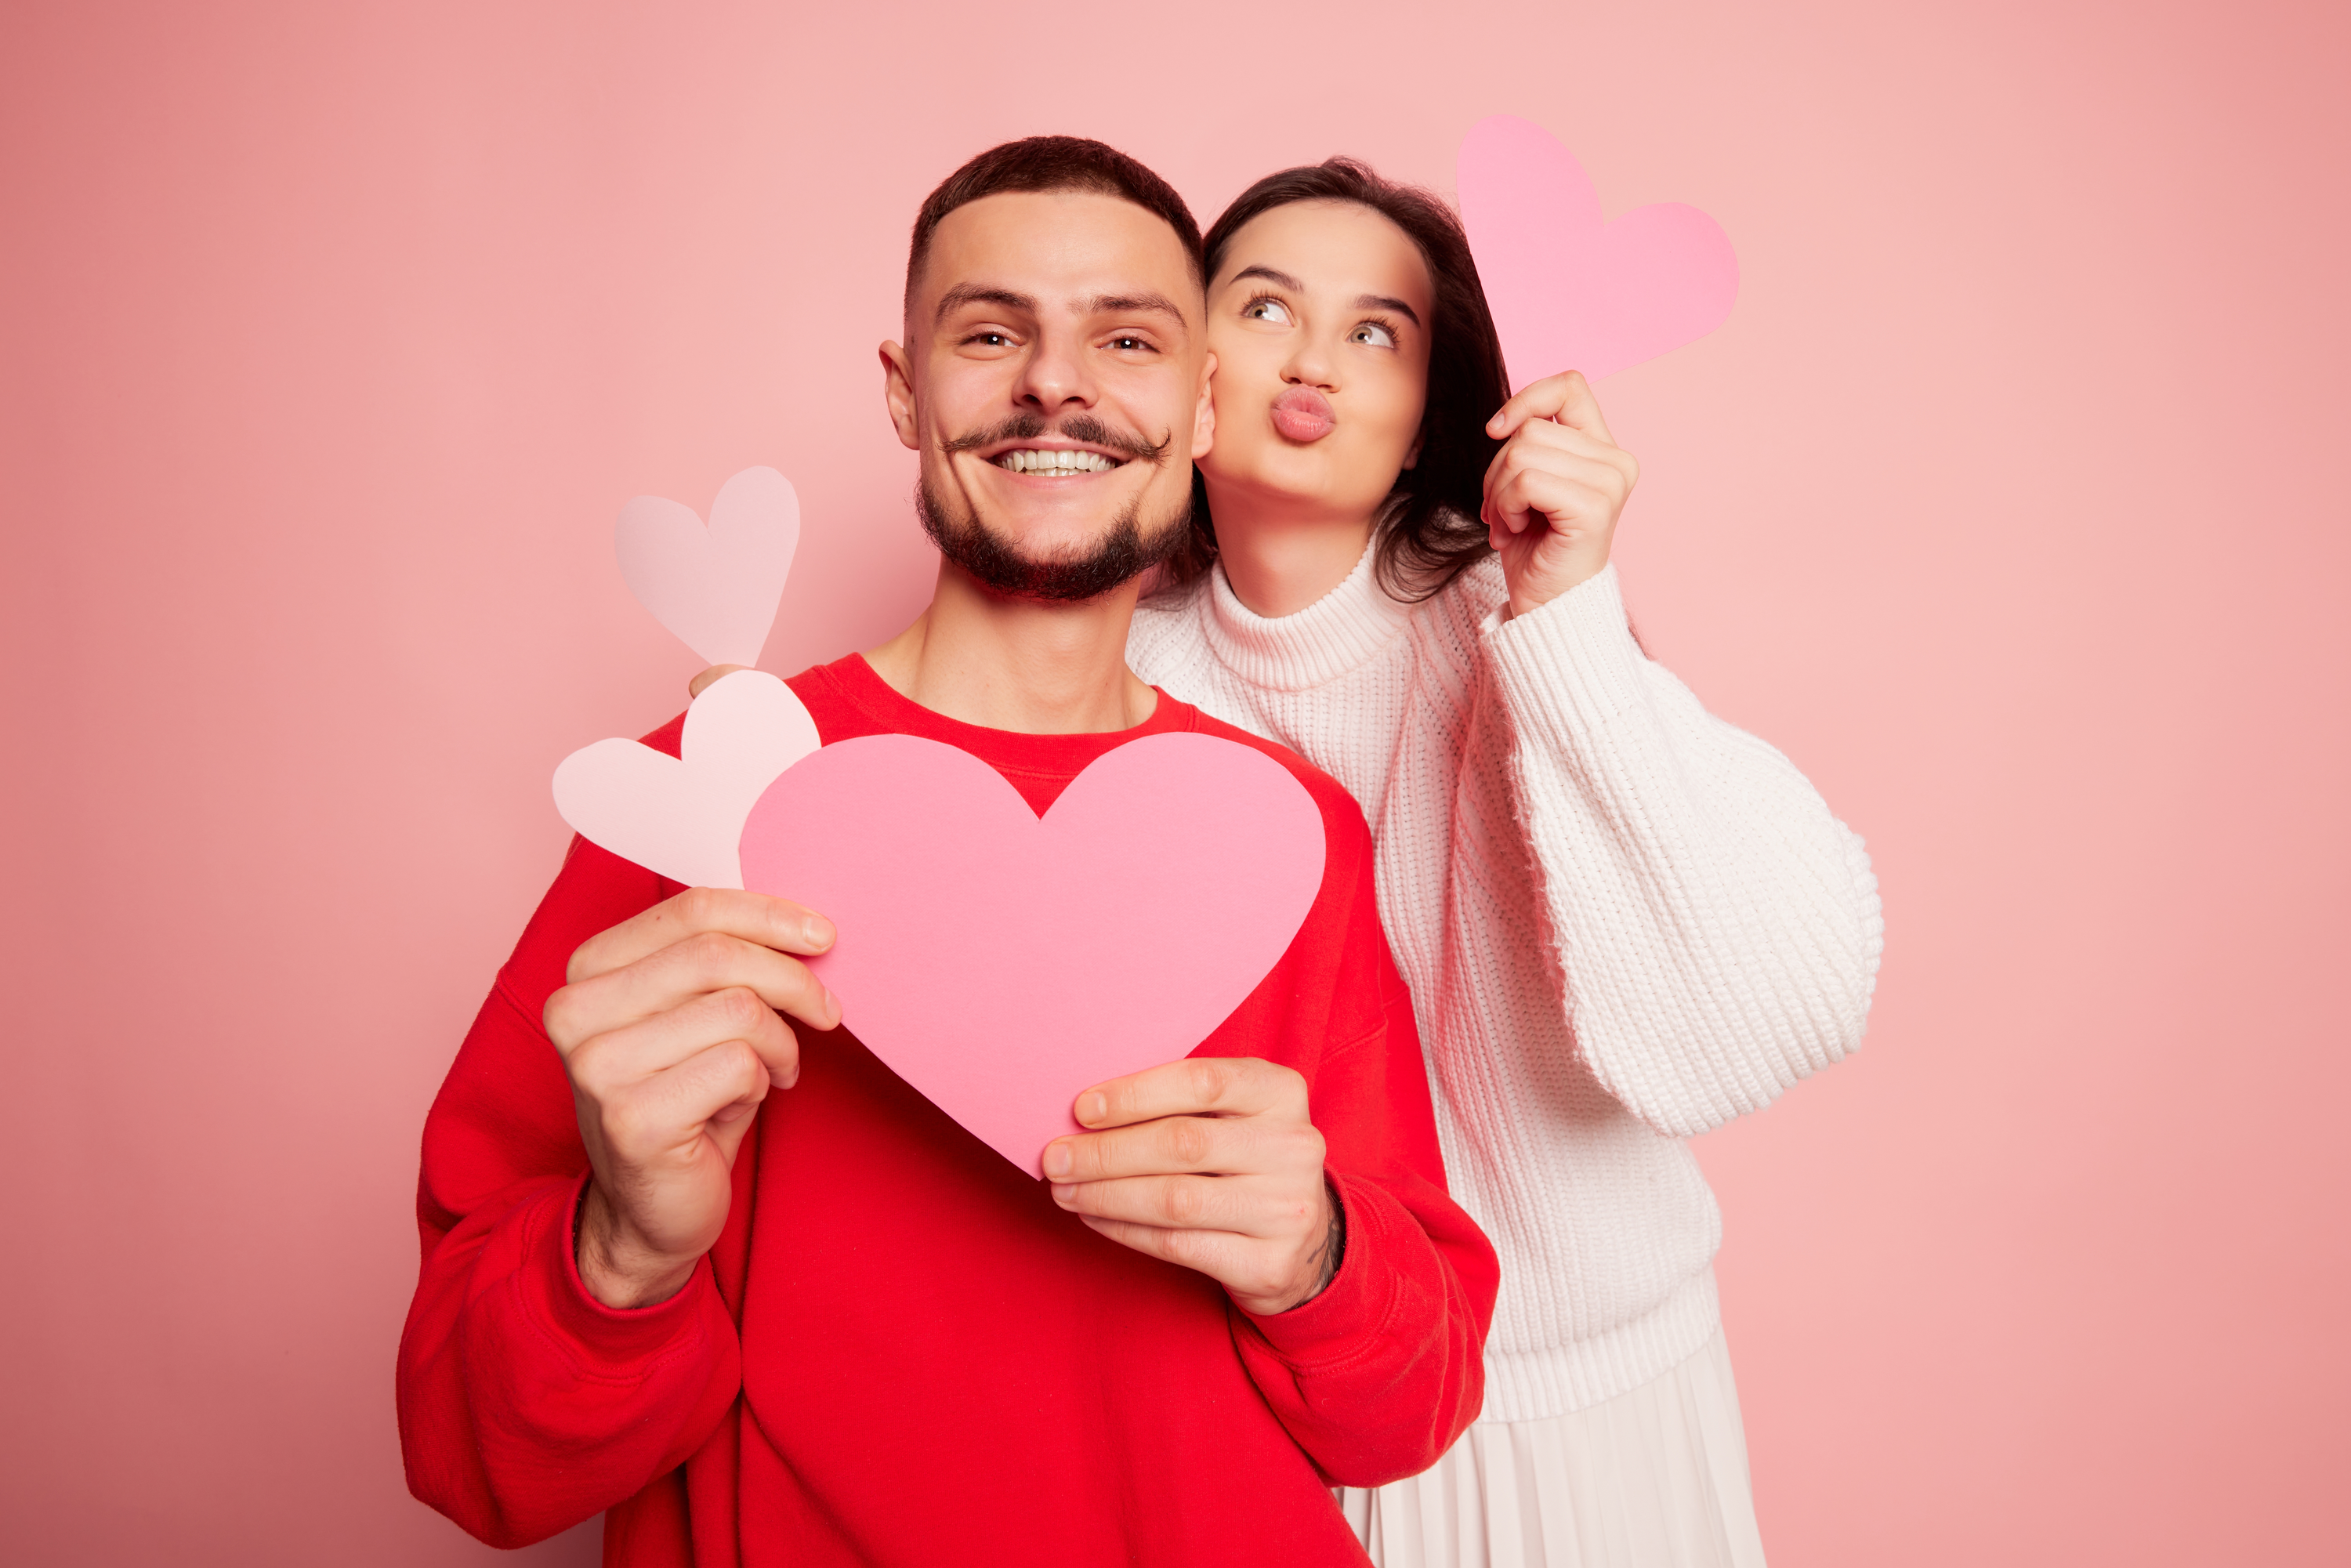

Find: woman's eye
1242;297;1293;325
1352;321;1398;349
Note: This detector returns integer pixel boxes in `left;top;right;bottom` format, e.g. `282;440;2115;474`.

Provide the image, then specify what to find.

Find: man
397;137;1497;1566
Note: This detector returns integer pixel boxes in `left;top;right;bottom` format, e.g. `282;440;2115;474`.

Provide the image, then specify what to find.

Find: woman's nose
1281;346;1337;393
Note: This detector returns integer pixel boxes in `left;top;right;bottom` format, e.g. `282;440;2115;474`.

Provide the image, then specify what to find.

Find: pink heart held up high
615;465;800;668
1457;114;1738;388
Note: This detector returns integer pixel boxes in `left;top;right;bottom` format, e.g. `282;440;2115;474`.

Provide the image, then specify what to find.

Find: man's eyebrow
934;284;1037;324
1085;292;1188;327
1352;293;1423;328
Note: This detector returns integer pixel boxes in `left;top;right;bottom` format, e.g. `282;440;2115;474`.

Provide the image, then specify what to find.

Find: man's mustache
940;412;1171;465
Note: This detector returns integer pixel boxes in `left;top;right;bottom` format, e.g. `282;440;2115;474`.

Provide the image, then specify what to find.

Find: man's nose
1013;328;1095;411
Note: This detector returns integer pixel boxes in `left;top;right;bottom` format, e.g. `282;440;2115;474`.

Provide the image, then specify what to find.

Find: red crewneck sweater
397;655;1498;1566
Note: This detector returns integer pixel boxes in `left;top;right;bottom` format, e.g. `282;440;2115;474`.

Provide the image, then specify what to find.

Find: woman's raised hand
1480;371;1640;619
687;664;748;700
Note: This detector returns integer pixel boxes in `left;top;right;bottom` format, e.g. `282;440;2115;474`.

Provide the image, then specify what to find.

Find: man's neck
863;561;1158;735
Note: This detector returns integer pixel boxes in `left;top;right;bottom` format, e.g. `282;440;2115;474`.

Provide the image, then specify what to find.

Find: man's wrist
574;1182;699;1310
1305;1177;1346;1302
1258;1178;1346;1316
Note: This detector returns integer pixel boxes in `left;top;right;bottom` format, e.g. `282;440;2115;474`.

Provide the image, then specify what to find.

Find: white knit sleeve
1478;563;1885;1138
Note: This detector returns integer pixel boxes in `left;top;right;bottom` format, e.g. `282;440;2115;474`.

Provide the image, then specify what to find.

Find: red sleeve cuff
527;1172;724;1370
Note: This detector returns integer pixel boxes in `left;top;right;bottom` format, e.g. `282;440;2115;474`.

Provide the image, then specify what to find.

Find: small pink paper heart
552;670;820;889
1458;114;1739;386
737;731;1326;1176
614;465;799;668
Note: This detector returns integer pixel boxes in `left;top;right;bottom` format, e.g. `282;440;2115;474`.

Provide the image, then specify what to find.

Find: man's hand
545;888;840;1309
1481;370;1640;618
1042;1057;1341;1316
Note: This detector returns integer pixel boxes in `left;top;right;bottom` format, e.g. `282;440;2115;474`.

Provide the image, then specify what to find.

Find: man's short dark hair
905;136;1205;309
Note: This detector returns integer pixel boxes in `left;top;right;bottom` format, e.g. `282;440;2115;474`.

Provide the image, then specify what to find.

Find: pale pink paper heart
615;465;799;668
737;731;1326;1177
1458;114;1739;387
552;670;820;889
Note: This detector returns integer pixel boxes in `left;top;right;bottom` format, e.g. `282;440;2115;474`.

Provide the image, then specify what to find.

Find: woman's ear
1401;435;1423;470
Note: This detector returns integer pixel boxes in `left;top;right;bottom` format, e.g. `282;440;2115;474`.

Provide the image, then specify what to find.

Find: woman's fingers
1485;371;1584;436
687;664;748;699
1485;370;1616;445
1481;417;1638;498
1484;462;1625;536
1505;415;1640;476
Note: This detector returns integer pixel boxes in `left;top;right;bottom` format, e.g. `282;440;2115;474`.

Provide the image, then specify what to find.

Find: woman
1125;161;1881;1567
698;161;1881;1565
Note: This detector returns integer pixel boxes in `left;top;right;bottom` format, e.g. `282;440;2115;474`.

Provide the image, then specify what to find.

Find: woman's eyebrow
1230;264;1306;292
1352;293;1422;328
1230;263;1422;330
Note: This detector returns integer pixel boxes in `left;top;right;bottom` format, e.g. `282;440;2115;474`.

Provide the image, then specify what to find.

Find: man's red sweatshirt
397;654;1498;1567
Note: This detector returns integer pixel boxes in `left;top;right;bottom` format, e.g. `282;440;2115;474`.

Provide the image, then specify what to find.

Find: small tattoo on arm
1306;1182;1347;1302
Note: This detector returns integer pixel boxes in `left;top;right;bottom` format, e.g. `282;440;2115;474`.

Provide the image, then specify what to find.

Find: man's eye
1110;335;1153;352
1352;322;1398;349
973;331;1012;348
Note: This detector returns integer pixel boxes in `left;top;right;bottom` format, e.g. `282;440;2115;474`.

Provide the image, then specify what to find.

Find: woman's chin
1202;448;1399;524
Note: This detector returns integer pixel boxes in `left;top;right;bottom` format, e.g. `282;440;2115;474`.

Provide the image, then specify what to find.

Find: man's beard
919;414;1191;603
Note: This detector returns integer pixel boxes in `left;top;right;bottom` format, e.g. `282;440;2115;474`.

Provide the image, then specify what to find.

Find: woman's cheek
1204;346;1277;475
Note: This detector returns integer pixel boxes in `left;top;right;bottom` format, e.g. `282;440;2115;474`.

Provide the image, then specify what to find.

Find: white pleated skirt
1337;1331;1767;1568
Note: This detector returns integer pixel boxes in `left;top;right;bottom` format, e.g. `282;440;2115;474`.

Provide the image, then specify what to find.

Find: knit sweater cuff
1482;562;1650;741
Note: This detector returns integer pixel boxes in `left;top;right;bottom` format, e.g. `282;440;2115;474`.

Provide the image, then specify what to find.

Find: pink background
3;2;2344;1563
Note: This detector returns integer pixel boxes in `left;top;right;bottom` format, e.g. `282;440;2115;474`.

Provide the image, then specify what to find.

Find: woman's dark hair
1159;158;1512;600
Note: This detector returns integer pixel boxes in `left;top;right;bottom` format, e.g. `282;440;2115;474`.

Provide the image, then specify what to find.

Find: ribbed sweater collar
1197;537;1415;693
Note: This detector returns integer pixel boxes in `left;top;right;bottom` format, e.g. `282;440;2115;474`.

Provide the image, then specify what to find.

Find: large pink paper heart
1458;114;1739;386
737;731;1326;1176
614;465;799;668
552;670;820;889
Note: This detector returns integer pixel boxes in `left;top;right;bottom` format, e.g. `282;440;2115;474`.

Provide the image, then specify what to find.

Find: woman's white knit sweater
1128;545;1884;1422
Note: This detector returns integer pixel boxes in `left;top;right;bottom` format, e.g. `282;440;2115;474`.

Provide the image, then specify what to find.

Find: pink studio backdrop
3;2;2344;1563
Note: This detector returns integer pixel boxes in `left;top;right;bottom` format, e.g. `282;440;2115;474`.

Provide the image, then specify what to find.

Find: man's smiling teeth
996;448;1119;475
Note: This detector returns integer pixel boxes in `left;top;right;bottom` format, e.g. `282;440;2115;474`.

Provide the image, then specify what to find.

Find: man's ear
881;340;920;451
1190;349;1217;461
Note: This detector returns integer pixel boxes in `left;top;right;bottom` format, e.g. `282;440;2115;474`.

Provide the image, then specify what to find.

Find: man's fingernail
1079;1092;1107;1124
821;987;839;1020
805;916;836;949
1043;1143;1072;1178
1050;1183;1076;1204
